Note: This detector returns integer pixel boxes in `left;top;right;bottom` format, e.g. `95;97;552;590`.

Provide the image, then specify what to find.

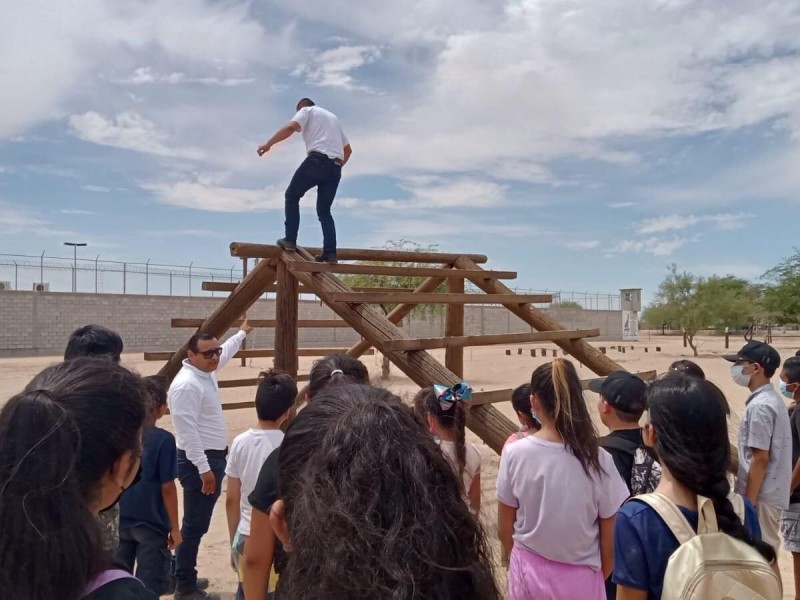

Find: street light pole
64;242;87;293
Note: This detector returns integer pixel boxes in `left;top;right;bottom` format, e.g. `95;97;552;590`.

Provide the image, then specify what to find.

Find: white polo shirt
291;106;349;161
168;330;246;473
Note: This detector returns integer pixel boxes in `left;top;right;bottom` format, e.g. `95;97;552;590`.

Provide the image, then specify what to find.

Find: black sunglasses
198;347;223;359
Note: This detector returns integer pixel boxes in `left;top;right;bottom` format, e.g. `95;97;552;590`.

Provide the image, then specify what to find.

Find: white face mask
781;380;796;400
731;364;752;387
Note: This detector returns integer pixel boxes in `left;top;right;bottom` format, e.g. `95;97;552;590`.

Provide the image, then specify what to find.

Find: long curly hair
276;384;500;600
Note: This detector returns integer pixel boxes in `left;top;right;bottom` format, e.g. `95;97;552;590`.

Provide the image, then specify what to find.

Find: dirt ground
2;333;799;598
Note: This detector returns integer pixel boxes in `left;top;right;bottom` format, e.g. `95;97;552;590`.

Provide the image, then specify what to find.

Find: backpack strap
597;435;640;456
82;569;135;598
635;493;696;545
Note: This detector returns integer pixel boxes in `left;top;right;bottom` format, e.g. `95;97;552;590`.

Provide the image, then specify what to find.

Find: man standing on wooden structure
168;320;253;600
257;98;351;264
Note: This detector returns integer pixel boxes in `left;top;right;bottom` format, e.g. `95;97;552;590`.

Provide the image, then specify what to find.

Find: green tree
642;265;705;355
342;240;446;378
695;275;758;331
762;248;800;325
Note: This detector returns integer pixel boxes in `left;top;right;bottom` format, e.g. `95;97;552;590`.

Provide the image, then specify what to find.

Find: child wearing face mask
723;341;791;560
780;356;800;600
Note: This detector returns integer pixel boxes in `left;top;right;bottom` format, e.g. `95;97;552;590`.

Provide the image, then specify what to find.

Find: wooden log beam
219;373;310;389
346;276;447;358
287;248;516;454
144;348;375;361
274;261;299;379
384;328;601;351
469;372;659;407
171;318;351;328
288;262;516;280
328;292;552;305
445;277;465;378
455;256;623;376
231;242;488;264
202;281;417;294
158;259;278;383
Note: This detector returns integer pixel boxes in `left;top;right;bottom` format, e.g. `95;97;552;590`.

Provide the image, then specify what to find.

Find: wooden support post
240;257;248;367
288;249;515;454
158;259;278;383
454;257;624;376
445;277;465;378
725;331;730;349
274;261;299;379
656;346;662;352
600;347;606;354
518;348;523;355
505;349;511;356
231;242;489;264
644;347;649;353
530;349;536;357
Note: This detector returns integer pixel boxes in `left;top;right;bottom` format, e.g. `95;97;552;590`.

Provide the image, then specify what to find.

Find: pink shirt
497;435;629;569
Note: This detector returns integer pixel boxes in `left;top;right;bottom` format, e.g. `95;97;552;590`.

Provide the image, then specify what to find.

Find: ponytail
648;375;776;563
531;359;601;477
308;354;369;398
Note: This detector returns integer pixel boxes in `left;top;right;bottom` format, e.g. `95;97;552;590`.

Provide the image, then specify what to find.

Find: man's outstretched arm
258;121;301;156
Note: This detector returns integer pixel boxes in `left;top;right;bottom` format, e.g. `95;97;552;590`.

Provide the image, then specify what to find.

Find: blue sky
1;0;799;303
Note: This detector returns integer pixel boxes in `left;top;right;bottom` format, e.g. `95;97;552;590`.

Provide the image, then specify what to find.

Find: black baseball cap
588;371;647;415
722;341;781;370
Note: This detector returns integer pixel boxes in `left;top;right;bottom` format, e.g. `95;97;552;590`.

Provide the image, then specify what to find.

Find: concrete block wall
0;291;622;357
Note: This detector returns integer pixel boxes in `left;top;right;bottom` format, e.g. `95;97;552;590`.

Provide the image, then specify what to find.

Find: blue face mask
781;380;796;400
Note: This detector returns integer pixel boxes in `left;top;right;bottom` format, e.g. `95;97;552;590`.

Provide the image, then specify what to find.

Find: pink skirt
508;544;605;600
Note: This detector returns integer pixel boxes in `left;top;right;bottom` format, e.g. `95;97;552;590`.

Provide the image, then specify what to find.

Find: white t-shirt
496;435;629;569
291;106;349;160
225;428;284;536
439;440;482;509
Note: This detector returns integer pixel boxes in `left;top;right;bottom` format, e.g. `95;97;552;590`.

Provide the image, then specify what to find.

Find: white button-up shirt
168;330;246;473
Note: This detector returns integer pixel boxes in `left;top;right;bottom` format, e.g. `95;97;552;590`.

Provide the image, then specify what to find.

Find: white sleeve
225;437;242;478
169;382;209;473
218;330;246;370
341;128;349;146
291;107;310;130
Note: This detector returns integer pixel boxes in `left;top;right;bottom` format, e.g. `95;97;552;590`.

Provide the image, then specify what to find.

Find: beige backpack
636;493;781;600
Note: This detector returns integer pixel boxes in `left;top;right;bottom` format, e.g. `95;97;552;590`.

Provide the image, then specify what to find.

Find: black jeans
116;525;171;596
174;450;227;593
284;153;342;255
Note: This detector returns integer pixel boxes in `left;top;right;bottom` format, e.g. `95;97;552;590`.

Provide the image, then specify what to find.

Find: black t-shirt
601;428;643;493
248;447;287;574
790;406;800;504
84;579;157;600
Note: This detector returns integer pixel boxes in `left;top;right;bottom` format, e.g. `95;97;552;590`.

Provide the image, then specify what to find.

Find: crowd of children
1;324;800;599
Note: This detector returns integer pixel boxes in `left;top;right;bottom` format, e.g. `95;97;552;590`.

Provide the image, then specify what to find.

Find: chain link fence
0;252;621;310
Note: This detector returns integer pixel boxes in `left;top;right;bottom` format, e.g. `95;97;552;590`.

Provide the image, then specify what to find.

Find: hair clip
433;382;472;411
331;369;344;376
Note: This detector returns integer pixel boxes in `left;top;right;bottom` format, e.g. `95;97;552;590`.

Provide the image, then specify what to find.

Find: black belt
309;151;343;166
205;448;228;459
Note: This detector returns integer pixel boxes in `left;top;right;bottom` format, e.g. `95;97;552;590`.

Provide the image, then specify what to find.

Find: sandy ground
2;333;800;599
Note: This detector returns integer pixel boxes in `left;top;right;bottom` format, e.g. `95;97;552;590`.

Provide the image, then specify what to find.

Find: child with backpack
116;375;181;597
225;370;296;600
497;359;629;599
504;383;541;447
613;374;778;600
591;371;661;496
414;382;483;515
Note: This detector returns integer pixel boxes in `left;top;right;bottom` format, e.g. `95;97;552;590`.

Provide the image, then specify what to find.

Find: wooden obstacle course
151;242;626;454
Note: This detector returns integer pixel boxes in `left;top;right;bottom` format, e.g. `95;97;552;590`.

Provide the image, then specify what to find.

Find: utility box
620;288;642;341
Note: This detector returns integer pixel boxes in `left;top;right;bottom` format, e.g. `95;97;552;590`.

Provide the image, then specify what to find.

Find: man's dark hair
256;370;298;421
64;325;124;363
143;375;168;409
296;97;315;109
785;357;800;385
188;332;216;353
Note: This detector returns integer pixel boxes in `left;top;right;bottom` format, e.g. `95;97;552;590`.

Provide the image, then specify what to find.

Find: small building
620;288;642;341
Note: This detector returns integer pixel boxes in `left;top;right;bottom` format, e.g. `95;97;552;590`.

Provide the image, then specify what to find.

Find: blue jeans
175;451;227;593
284;153;342;255
116;525;171;595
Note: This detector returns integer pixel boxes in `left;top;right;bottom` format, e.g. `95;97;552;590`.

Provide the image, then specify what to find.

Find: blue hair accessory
433;382;472;411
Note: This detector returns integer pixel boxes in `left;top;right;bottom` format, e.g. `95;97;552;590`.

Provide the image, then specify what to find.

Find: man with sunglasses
168;320;253;600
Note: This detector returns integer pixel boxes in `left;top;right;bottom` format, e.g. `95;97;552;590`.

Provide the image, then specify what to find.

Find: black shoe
315;253;338;264
173;589;218;600
276;238;297;251
164;578;209;596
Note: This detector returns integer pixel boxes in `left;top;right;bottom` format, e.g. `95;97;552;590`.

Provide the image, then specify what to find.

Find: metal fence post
169;272;173;296
40;251;45;286
95;255;100;293
13;261;18;290
188;262;193;297
123;262;127;294
146;259;150;295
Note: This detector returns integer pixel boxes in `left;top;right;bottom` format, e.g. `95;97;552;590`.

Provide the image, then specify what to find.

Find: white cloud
293;45;381;90
690;262;766;280
145;177;284;212
61;209;98;215
109;67;255;87
142;228;217;236
608;202;635;209
608;236;688;257
82;185;111;193
0;203;74;237
635;212;753;234
69;112;203;159
567;240;601;251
